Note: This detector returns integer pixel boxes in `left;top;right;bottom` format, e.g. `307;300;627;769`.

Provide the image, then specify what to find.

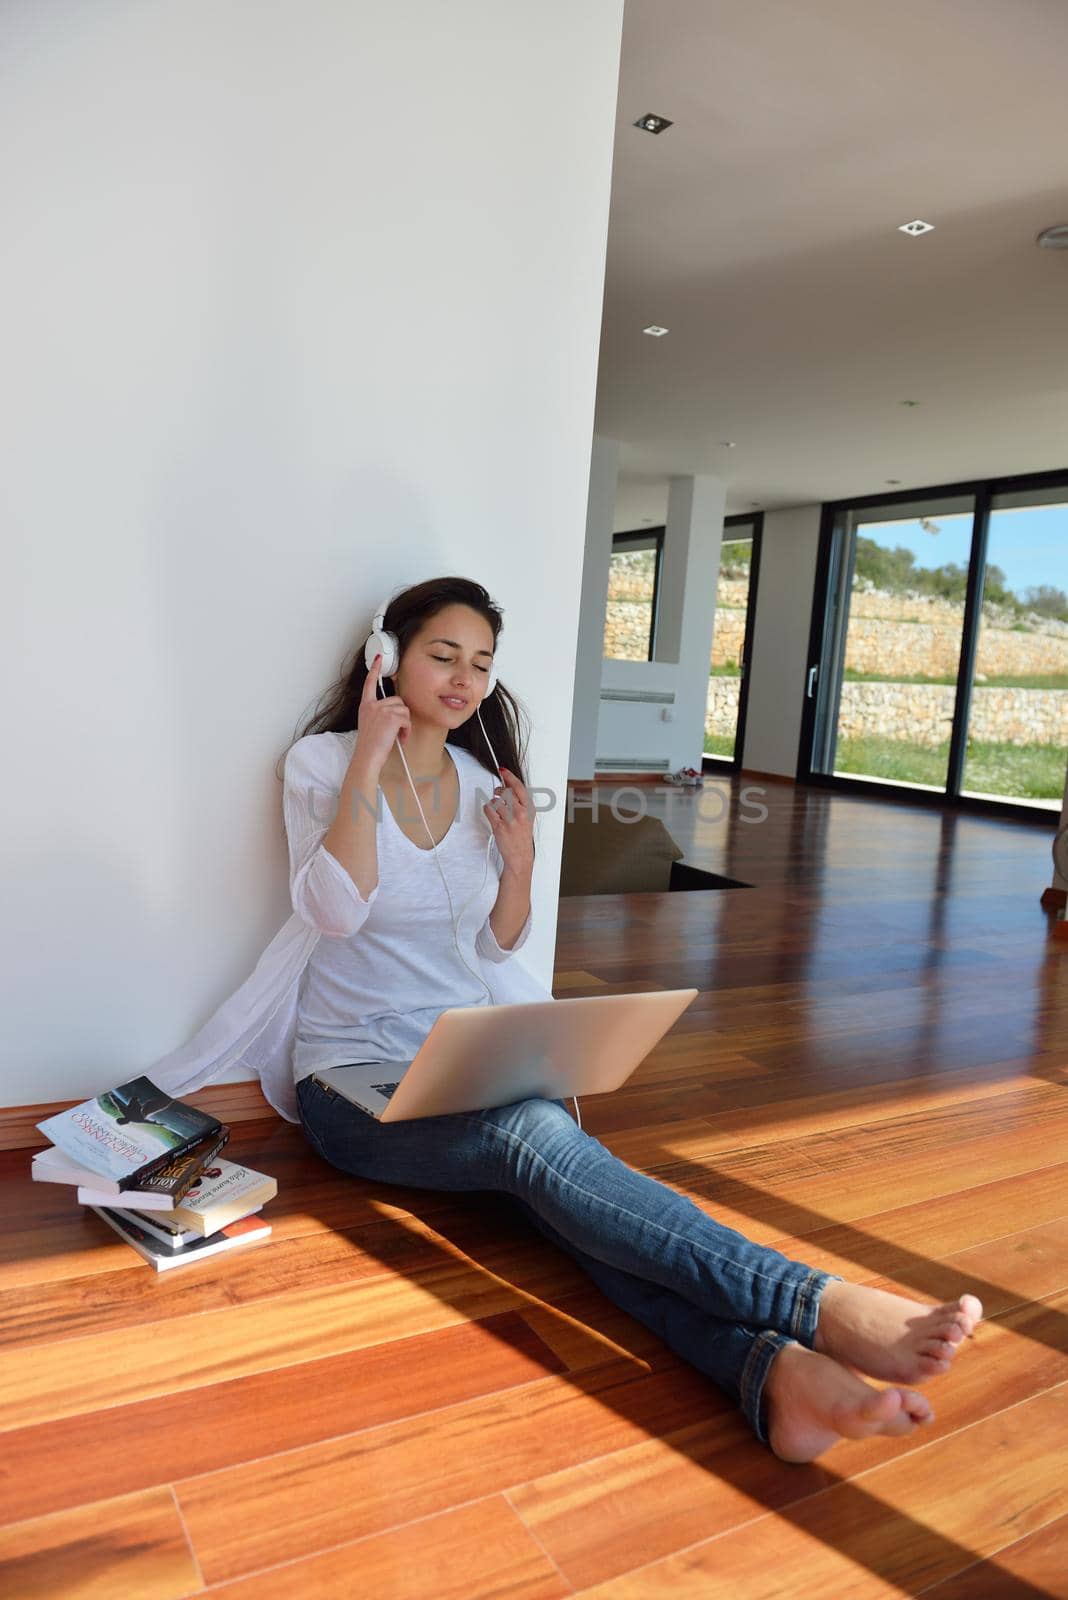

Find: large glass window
805;471;1068;814
961;489;1068;807
604;529;663;661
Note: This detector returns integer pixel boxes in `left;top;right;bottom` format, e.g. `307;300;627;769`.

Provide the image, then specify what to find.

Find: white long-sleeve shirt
146;729;549;1123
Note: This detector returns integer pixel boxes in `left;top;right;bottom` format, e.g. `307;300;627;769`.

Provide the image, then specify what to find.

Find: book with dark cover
32;1127;230;1206
36;1077;224;1191
81;1127;231;1203
91;1205;272;1271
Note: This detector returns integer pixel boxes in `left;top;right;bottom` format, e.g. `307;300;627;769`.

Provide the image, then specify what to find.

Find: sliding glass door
802;471;1067;815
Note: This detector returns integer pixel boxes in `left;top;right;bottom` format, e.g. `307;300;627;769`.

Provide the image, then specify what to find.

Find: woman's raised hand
484;767;535;880
356;654;411;774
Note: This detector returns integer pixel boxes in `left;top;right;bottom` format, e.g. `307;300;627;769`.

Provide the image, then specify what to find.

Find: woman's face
395;603;496;729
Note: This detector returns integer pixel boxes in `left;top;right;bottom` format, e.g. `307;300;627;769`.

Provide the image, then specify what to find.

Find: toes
958;1294;983;1332
921;1338;958;1360
883;1388;932;1435
856;1387;903;1426
901;1388;934;1423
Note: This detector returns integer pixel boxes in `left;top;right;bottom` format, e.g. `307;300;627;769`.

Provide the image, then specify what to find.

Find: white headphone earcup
365;597;401;677
486;657;499;696
364;628;400;676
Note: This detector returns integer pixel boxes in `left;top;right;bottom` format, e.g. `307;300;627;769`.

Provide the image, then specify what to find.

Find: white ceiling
599;0;1068;524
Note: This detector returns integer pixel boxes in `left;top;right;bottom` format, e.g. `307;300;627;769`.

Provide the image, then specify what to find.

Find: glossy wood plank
762;1161;1068;1284
0;1313;566;1528
916;1513;1068;1599
0;1487;199;1599
860;1215;1068;1316
572;1384;1068;1599
613;1120;1068;1258
202;1496;569;1600
176;1362;718;1585
0;1203;584;1346
506;1285;1068;1590
0;1246;598;1434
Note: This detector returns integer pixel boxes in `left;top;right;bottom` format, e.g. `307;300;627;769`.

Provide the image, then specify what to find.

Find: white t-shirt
291;734;530;1079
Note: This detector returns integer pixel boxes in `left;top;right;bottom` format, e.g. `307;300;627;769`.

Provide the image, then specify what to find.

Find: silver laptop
311;988;698;1122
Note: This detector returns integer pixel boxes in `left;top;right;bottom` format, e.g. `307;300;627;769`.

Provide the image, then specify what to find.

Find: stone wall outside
606;563;1066;747
704;677;1066;748
605;572;1067;678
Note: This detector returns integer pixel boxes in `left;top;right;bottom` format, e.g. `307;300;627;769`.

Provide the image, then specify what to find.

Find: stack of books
32;1075;277;1271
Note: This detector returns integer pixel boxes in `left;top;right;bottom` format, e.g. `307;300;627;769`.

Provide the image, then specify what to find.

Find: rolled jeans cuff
792;1265;842;1344
741;1267;842;1445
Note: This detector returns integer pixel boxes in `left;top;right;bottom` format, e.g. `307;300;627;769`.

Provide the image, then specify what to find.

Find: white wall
741;504;823;777
0;0;624;1106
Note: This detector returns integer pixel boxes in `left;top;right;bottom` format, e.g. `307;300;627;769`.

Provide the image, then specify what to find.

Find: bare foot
814;1282;983;1384
765;1343;933;1463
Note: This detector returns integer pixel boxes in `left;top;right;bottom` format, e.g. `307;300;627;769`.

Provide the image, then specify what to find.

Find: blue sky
865;503;1068;601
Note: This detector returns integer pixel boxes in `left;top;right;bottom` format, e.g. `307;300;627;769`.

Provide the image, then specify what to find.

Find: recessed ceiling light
899;219;935;236
1037;224;1068;249
642;325;669;337
633;113;673;135
720;440;736;449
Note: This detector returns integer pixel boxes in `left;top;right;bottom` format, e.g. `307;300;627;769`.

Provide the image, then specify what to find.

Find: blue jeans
295;1075;839;1445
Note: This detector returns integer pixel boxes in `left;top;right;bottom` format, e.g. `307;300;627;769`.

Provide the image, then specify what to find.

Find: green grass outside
703;733;736;759
833;737;1066;800
709;664;1068;689
841;668;1068;691
703;730;1063;797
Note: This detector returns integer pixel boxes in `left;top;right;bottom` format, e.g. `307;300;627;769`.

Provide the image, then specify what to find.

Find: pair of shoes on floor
667;766;705;787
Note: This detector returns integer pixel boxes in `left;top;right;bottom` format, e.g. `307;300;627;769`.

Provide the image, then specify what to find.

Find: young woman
290;576;982;1463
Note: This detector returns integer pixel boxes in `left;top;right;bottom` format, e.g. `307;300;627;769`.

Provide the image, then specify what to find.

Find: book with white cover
164;1159;278;1237
31;1147;177;1209
36;1076;222;1188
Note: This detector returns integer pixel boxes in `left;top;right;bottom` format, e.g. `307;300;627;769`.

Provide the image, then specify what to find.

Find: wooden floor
2;777;1066;1598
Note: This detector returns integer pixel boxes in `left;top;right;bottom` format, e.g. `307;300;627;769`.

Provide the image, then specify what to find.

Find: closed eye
432;655;488;672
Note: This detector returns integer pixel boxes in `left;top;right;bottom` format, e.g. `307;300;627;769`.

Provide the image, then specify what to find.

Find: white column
743;504;823;776
568;434;620;779
656;475;727;763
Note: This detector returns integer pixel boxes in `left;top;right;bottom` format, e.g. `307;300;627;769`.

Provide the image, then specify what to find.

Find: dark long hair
279;577;531;788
